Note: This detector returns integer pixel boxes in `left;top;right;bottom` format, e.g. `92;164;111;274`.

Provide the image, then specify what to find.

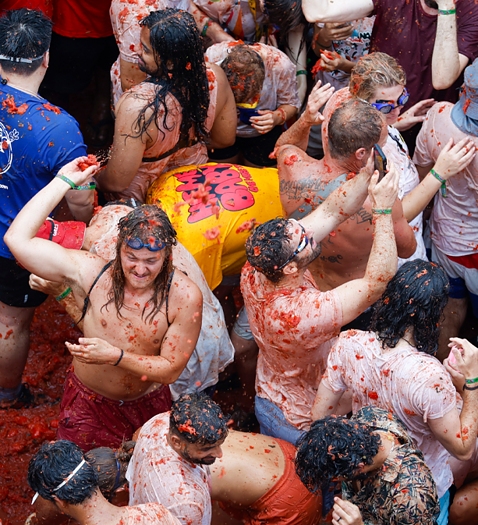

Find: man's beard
424;0;439;8
138;60;160;77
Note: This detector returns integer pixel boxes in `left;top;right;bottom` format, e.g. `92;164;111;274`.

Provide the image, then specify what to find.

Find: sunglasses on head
370;88;409;114
126;236;166;252
277;219;309;270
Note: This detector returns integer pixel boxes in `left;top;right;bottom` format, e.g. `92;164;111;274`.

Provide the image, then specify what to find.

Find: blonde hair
349;52;406;101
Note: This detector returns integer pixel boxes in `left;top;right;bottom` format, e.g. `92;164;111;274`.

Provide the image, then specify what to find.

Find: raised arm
299;151;375;240
286;27;309;105
66;273;203;384
188;1;235;43
332;162;399;325
4;158;99;285
96;94;150;194
432;0;469;90
427;339;478;460
403;138;476;222
301;0;373;24
274;81;335;153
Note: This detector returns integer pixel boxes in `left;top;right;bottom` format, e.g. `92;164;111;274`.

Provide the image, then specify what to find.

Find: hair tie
112;457;122;491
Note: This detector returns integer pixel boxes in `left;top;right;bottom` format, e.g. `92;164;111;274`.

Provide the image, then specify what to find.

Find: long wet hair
295;415;381;490
104;205;177;324
263;0;308;53
132;9;210;144
0;8;52;75
86;441;135;501
370;260;450;355
170;393;229;445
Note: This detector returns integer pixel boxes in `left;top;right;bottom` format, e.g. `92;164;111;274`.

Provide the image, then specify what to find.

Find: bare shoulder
169;268;203;306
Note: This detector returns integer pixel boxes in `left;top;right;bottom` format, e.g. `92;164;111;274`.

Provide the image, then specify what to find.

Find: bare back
210;431;286;506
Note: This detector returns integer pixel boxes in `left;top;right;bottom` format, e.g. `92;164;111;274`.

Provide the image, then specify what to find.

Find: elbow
432;78;454;91
397;235;417;259
4;229;14;250
454;449;473;462
210;134;235;150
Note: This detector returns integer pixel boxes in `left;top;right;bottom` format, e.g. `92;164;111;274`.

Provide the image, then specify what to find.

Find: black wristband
463;383;478;391
113;348;124;367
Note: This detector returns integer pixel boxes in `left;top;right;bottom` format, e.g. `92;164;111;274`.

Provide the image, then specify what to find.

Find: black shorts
0;256;48;308
209;125;282;167
42;32;119;94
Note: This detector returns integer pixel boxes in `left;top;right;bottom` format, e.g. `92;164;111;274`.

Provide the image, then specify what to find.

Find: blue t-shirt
0;85;87;259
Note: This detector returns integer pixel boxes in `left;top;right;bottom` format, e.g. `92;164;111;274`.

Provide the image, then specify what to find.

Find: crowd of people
1;0;478;523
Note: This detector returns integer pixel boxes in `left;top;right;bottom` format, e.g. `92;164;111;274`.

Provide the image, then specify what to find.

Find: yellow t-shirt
146;163;283;290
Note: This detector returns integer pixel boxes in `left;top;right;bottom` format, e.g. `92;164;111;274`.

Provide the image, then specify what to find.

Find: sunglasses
126;236;166;252
277;220;309;270
370;88;409;114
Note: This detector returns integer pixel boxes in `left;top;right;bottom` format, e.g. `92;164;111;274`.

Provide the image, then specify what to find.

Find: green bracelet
438;8;456;15
74;182;96;191
56;174;76;189
296;70;307;76
465;377;478;384
372;208;393;214
430;168;447;198
56;287;72;302
202;18;211;37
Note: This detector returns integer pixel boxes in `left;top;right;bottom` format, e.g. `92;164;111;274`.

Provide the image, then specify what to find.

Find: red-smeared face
120;243;166;290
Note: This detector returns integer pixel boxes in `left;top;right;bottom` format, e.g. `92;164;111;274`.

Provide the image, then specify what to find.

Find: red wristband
276;107;287;125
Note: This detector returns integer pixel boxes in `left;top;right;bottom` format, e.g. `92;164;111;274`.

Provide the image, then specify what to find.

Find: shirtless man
277;87;416;293
98;9;236;202
28;440;181;525
5;158;203;451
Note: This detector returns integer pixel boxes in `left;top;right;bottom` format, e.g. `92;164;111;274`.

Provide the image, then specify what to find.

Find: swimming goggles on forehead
370;88;410;114
276;219;309;270
126;236;166;251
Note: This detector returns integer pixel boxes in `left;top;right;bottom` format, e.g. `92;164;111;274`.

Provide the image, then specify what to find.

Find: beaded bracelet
430;168;447;197
56;173;76;189
202;18;212;37
113;348;124;367
56;287;72;302
371;208;393;215
465;377;478;384
276;107;287;125
438;8;456;15
296;70;307;76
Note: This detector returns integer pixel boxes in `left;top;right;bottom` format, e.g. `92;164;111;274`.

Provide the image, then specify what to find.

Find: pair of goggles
370;88;409;114
126;236;166;252
277;219;309;270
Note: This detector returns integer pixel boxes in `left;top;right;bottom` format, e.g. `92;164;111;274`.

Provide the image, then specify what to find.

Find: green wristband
430;168;447;198
74;182;96;190
202;18;211;37
465;377;478;384
372;208;393;215
438;8;456;15
56;173;76;189
56;287;72;302
296;70;307;76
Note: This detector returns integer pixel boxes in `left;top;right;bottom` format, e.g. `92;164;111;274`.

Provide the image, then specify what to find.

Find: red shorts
57;370;171;451
219;439;322;524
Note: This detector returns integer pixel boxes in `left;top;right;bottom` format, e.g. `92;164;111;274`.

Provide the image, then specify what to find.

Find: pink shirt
111;68;217;202
413;102;478;256
323;330;458;498
127;413;212;525
241;262;343;430
110;0;192;106
125;504;181;525
205;42;301;138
